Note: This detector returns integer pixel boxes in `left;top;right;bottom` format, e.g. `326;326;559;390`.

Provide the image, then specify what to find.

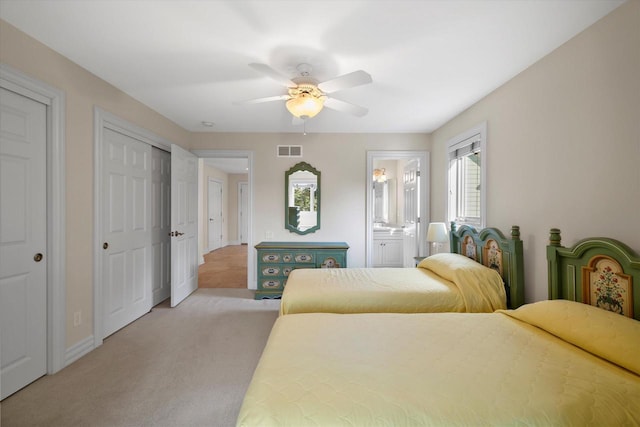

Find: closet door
0;87;47;399
151;147;171;305
101;128;152;337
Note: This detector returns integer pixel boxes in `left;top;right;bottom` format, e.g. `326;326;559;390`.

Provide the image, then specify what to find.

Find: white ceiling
0;0;624;134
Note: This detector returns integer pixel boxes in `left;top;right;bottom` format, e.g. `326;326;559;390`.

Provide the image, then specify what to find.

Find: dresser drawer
260;279;284;289
318;252;346;268
261;265;282;276
261;253;283;263
293;253;314;263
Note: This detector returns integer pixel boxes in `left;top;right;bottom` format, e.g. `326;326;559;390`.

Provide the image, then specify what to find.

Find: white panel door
170;144;198;307
238;182;248;244
207;179;223;251
403;160;420;267
151;147;171;305
102;128;152;337
0;87;47;399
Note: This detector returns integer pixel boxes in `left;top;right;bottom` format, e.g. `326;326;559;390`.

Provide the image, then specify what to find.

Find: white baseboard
65;335;95;367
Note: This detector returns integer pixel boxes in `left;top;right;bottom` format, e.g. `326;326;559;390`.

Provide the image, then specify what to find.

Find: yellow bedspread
280;253;506;315
238;301;640;426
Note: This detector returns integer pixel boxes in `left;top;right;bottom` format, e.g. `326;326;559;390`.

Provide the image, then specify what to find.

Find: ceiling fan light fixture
286;92;324;119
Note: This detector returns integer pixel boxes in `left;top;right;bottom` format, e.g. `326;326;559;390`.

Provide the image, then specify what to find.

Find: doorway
194;151;254;289
366;151;429;267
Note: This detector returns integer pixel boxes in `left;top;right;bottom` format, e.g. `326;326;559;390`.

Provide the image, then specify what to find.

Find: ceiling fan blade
249;63;297;88
318;70;372;93
236;95;289;105
323;97;369;117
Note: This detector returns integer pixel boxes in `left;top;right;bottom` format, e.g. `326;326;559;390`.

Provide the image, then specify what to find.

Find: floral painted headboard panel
462;235;477;261
547;229;640;321
450;223;524;309
483;239;504;277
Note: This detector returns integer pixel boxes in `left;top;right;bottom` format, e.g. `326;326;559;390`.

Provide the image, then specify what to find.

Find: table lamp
427;222;448;255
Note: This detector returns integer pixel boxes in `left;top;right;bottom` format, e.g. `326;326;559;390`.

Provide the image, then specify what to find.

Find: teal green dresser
255;241;349;299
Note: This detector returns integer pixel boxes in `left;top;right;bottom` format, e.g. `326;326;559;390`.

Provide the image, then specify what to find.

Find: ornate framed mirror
285;162;320;235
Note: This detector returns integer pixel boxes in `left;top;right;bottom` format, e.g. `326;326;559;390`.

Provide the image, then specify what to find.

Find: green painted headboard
547;228;640;321
450;222;525;309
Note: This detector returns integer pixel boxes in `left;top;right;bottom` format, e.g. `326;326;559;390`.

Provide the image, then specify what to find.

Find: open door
170;144;198;307
402;159;420;267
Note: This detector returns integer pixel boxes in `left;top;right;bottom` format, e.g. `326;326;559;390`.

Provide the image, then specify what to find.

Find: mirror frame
285;161;321;235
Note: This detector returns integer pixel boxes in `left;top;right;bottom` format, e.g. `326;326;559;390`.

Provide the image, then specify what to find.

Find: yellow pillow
500;299;640;375
417;253;490;281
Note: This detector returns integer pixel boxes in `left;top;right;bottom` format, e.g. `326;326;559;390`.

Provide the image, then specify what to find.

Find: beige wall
430;1;640;303
190;133;430;268
0;21;190;347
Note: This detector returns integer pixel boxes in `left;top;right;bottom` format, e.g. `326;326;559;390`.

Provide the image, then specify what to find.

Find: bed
237;230;640;426
279;223;525;315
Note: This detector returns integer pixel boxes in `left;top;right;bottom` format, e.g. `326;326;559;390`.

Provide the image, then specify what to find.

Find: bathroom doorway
366;151;429;267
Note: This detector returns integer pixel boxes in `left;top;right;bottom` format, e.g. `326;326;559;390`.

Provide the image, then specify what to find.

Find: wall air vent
277;145;303;158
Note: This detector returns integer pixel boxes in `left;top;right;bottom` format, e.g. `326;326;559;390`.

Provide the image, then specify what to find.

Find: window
447;122;486;228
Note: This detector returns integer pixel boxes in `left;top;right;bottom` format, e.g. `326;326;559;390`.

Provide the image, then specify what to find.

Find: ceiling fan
240;63;373;121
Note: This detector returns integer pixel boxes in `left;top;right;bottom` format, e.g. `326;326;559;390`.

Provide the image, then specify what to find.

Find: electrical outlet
265;231;274;239
73;311;82;327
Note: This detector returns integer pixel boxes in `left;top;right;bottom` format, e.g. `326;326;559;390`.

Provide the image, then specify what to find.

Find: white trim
64;335;94;366
366;151;429;267
94;108;172;152
93;108;175;348
0;63;67;374
446;121;487;228
192;150;255;290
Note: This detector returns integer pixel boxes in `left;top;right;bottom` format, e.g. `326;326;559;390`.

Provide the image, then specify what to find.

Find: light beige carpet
1;289;280;427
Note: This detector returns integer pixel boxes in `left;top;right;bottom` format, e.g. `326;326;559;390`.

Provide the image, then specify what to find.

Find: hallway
198;245;247;288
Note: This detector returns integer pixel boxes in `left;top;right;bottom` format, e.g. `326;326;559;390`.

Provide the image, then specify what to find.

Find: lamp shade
286;93;324;119
426;222;448;243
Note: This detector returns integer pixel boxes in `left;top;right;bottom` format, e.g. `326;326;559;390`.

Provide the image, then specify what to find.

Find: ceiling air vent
277;145;303;157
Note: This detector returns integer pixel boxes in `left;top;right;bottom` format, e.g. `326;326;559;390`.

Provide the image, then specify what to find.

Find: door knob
103;242;109;250
34;253;43;262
